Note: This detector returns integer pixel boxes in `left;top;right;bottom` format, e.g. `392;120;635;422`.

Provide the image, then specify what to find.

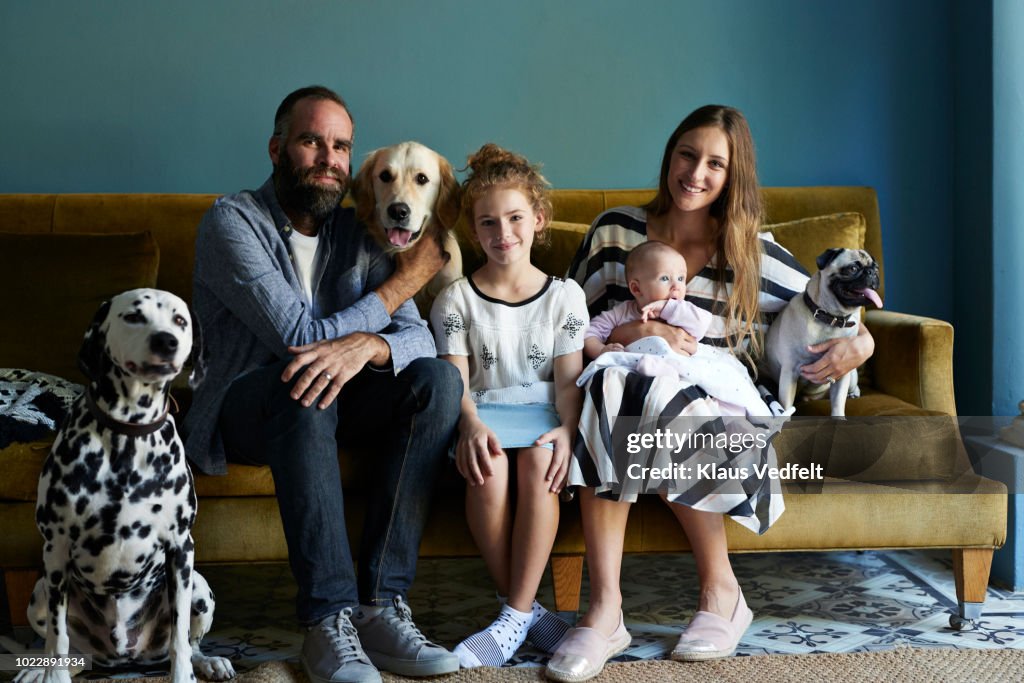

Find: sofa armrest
863;309;956;415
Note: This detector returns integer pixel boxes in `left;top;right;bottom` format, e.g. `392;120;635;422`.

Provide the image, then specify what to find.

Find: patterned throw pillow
0;368;83;448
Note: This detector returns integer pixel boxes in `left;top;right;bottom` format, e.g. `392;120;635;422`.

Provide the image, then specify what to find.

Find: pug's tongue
387;228;413;248
858;288;883;309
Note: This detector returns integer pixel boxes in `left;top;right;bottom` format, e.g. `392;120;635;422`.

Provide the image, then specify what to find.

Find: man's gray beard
274;153;348;223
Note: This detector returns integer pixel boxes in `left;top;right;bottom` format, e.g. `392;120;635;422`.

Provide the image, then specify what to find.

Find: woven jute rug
82;647;1024;683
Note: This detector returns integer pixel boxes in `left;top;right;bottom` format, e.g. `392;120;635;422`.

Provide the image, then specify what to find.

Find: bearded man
186;86;461;683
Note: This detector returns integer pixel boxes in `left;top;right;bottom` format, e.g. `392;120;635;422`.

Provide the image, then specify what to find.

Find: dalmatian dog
16;289;233;683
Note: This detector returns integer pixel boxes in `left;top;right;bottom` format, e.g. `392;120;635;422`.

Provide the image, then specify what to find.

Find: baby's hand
640;300;670;323
599;343;626;356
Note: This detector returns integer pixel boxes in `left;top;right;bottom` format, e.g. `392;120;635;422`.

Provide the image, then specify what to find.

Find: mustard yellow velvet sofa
0;188;1006;635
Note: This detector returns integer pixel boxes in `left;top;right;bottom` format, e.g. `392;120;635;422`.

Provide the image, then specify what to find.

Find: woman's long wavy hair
643;105;765;366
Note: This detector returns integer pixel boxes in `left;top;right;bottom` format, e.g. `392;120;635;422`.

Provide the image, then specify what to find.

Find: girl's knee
516;447;558;492
467;459;511;501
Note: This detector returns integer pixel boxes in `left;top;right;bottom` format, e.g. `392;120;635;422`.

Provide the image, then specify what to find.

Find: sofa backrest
0;185;883;311
0;194;218;308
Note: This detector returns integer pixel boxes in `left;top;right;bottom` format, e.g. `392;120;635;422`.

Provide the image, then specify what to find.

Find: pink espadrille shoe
671;589;753;661
545;612;631;682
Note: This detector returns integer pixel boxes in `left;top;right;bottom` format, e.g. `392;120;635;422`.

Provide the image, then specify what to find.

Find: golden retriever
353;141;463;309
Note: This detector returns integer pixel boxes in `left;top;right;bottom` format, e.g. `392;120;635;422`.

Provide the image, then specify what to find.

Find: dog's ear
435;155;462;231
187;307;207;389
78;299;111;383
815;248;845;271
352;149;381;226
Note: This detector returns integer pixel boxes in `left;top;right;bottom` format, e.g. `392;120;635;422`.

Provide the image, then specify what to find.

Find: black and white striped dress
566;206;808;534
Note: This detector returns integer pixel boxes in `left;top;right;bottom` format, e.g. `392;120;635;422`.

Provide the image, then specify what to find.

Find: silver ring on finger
324;372;333;381
826;375;835;385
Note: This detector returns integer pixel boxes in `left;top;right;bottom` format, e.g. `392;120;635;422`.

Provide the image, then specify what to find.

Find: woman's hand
608;319;697;356
799;325;876;385
534;425;573;493
455;413;504;486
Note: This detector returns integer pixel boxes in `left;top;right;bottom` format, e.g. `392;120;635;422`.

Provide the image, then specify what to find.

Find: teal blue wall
953;2;993;415
993;0;1024;589
1;0;955;321
993;0;1024;418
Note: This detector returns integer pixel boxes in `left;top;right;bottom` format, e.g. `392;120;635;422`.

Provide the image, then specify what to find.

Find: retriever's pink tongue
387;228;413;247
861;288;883;308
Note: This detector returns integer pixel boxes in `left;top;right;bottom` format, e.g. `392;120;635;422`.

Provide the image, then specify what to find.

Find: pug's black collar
803;291;856;328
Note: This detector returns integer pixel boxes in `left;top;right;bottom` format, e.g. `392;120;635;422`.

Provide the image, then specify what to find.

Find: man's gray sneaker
355;597;460;676
302;608;381;683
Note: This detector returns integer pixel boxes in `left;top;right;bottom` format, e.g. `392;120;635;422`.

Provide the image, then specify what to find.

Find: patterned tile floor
413;551;1024;662
3;550;1023;678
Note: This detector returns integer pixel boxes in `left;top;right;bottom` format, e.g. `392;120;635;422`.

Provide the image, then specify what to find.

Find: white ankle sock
496;595;572;654
454;604;533;668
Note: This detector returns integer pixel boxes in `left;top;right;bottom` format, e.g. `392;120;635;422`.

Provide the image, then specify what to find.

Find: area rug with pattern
80;646;1024;683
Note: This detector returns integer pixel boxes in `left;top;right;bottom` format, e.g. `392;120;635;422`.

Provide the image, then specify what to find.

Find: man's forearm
375;237;447;315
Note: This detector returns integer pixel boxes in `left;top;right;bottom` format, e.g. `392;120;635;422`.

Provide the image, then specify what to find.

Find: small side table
963;434;1024;591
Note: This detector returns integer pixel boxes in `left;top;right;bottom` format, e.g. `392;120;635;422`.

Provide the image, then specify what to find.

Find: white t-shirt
430;275;589;405
289;230;320;306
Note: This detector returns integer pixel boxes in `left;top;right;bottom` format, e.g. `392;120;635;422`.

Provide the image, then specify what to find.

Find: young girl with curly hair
430;143;588;668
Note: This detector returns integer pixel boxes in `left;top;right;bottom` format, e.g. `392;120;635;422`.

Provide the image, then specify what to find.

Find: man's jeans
220;357;461;625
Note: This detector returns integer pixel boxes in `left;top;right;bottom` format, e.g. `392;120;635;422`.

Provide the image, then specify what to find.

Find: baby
583;240;712;361
578;239;782;418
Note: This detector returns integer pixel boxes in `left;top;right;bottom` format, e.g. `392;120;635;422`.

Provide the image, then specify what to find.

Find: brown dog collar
85;390;169;436
803;291;856;328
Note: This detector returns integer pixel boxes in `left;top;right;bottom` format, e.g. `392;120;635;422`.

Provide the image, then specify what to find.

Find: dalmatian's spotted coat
15;289;233;683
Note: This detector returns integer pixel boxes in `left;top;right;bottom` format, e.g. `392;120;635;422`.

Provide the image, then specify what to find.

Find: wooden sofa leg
551;554;584;614
4;568;40;630
950;548;994;630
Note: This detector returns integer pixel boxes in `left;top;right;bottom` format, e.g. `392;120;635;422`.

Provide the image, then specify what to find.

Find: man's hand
376;237;449;314
283;333;390;409
608;319;697;356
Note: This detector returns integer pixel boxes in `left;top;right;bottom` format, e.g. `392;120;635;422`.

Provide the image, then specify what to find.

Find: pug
762;248;883;417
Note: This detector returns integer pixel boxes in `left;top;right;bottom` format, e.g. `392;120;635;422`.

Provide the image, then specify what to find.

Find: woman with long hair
546;105;874;681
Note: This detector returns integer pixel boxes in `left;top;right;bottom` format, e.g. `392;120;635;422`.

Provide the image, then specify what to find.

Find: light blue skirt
451;403;560;456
